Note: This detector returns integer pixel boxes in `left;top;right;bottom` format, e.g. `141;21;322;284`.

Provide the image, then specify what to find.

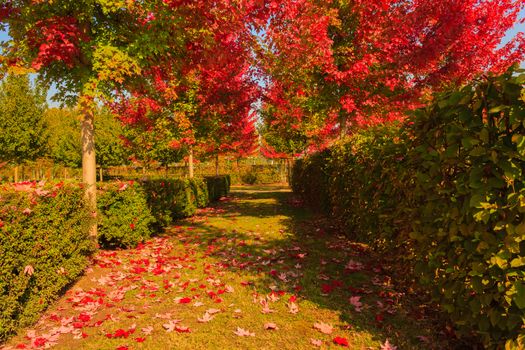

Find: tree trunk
81;109;97;238
188;146;194;179
215;154;219;176
286;158;291;184
14;165;19;183
99;167;103;182
339;111;348;138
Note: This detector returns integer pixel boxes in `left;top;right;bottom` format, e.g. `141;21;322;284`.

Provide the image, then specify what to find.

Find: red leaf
333;337;349;347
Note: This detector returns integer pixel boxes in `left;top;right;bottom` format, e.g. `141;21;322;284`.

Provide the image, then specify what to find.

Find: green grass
3;185;453;350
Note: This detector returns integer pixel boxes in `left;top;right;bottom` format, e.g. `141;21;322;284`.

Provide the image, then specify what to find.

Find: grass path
2;185;452;350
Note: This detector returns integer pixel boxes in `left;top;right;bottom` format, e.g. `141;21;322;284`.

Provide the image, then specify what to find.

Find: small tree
0;74;47;182
95;108;129;181
45;107;82;171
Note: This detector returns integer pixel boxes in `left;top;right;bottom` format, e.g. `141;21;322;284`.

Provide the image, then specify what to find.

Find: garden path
3;185;452;350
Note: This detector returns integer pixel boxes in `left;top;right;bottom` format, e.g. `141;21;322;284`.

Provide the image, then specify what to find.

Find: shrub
189;178;209;208
291;150;332;213
205;175;231;201
241;171;258;185
140;179;197;227
409;70;525;348
0;182;95;342
97;181;155;248
292;68;525;348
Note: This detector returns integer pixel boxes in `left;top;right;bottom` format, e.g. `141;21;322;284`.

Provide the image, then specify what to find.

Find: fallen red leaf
333;336;349;347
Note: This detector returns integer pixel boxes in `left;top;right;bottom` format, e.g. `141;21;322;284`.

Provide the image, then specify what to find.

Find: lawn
2;185;453;350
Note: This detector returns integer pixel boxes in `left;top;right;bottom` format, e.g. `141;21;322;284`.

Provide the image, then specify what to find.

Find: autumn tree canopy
257;0;525;155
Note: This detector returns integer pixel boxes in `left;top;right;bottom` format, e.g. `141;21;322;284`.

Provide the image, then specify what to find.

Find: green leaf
513;281;525;309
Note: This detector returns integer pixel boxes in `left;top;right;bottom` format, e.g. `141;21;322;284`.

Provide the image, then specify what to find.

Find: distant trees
0;75;47;181
45;107;129;180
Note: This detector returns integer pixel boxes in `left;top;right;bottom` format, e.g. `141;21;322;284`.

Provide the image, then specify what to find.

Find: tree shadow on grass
168;186;471;350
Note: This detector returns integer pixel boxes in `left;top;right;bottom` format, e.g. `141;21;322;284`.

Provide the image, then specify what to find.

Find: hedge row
292;69;525;348
0;182;95;342
0;176;230;341
205;175;231;201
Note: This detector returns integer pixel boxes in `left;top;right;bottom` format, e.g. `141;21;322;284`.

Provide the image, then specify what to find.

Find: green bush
292;68;525;348
140;179;197;227
98;181;155;248
291;150;332;213
0;182;95;342
189;178;209;208
241;171;258;185
205;175;231;201
238;165;284;184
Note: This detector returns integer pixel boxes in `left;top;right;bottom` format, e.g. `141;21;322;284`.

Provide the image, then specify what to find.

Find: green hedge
292;68;525;348
98;181;155;248
0;176;221;341
190;178;209;208
205;175;231;201
140;179;198;228
0;182;95;342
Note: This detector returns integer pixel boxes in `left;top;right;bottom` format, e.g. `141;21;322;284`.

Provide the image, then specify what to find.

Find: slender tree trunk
81;109;97;238
215;154;219;176
188;146;194;179
14;165;19;183
286;158;291;184
99;167;103;182
339;111;348;139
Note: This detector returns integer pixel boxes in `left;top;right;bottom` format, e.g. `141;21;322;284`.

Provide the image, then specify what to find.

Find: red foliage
27;16;89;70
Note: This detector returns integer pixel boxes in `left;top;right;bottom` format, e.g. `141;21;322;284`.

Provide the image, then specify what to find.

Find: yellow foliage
92;45;141;84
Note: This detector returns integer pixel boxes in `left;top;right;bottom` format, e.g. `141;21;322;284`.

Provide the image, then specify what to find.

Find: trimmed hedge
0;176;224;341
205;175;231;201
0;182;95;342
292;69;525;348
140;179;198;228
98;181;155;248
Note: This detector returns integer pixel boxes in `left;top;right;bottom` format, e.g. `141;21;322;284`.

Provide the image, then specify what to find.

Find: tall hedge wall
292;69;525;348
0;182;95;342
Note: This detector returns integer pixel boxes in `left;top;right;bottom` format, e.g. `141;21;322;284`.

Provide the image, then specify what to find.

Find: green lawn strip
4;185;452;350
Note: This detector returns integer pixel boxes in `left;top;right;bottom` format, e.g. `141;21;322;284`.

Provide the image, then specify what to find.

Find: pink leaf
310;339;323;347
381;339;398;350
264;323;278;330
24;265;34;276
234;327;255;337
313;322;333;334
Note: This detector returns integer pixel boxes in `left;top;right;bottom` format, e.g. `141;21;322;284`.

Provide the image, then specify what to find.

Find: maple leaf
333;336;349;347
264;323;278;330
174;325;191;333
310;339;323;347
313;322;333;334
162;320;181;332
260;299;274;314
288;302;299;314
381;339;398;350
197;312;215;323
141;326;154;335
175;297;192;304
154;313;172;319
234;327;255;337
349;296;363;312
23;265;34;276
